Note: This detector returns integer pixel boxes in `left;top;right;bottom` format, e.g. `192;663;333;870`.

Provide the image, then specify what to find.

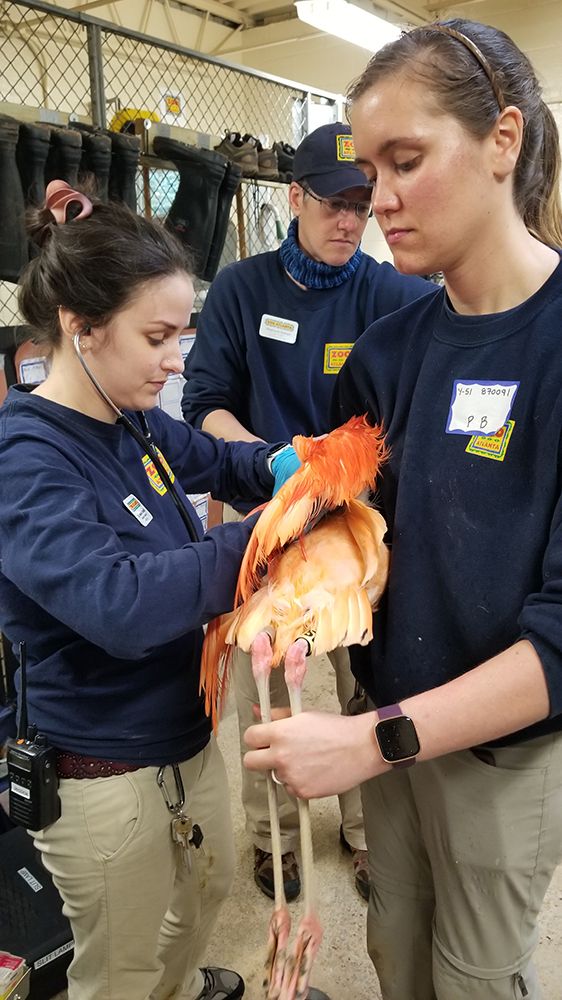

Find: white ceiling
63;0;562;103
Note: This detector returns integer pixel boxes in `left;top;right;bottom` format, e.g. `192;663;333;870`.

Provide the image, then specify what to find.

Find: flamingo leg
250;632;291;999
279;638;323;1000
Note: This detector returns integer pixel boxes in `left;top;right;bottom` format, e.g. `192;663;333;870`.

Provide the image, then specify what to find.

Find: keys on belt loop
172;813;194;870
157;763;204;870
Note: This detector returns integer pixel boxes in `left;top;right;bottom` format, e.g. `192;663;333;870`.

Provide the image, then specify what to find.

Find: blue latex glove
271;445;301;495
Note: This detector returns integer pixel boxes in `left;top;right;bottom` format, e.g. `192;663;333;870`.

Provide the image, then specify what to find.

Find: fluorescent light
295;0;400;53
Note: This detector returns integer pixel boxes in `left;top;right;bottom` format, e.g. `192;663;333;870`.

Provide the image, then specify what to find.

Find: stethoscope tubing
72;332;199;541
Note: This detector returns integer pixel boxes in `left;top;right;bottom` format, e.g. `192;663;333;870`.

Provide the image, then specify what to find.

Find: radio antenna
17;641;28;741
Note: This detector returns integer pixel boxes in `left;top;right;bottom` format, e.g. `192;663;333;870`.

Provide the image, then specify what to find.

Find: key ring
271;769;284;786
157;763;185;813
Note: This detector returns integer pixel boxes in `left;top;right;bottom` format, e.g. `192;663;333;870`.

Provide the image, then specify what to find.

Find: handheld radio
6;641;61;830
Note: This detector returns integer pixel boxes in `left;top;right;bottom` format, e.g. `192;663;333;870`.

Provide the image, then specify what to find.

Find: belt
56;750;141;779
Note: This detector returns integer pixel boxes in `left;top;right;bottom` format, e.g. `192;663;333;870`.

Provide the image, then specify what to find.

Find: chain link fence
0;0;339;328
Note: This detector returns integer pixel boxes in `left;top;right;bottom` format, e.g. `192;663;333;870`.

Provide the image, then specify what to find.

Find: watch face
375;715;420;763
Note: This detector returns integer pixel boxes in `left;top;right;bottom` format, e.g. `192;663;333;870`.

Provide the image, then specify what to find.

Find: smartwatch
374;704;420;769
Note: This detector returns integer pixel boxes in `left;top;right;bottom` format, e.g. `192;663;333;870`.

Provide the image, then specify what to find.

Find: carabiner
157;763;185;813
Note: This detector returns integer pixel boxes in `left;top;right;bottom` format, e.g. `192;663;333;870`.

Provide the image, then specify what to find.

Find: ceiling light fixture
295;0;401;53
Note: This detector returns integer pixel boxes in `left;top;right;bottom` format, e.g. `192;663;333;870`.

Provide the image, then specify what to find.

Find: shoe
44;126;83;191
107;130;141;211
152;136;228;278
242;134;278;180
202;160;242;282
254;845;300;901
194;966;245;999
0;114;28;281
16;121;51;206
70;124;112;202
340;825;370;902
213;131;258;178
272;140;295;183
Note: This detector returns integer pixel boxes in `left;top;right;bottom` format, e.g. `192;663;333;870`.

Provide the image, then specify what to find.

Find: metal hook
157;763;185;813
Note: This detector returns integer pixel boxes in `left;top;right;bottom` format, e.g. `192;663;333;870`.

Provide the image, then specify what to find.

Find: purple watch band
377;703;403;720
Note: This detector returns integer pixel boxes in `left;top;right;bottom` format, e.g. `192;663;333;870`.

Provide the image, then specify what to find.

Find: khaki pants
361;733;562;999
33;736;234;1000
224;503;366;853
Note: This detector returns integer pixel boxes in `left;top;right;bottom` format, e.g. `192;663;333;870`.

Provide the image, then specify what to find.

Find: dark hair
347;18;562;247
18;195;193;346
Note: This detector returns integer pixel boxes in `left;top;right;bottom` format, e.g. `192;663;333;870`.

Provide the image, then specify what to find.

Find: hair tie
45;180;93;224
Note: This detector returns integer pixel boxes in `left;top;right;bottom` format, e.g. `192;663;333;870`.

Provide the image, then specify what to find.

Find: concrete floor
209;662;562;1000
46;657;562;999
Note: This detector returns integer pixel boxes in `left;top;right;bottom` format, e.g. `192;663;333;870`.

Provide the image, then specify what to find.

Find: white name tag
259;314;298;344
123;494;153;526
446;380;519;436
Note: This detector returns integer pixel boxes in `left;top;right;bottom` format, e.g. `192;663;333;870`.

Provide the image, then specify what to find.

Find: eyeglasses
300;184;372;220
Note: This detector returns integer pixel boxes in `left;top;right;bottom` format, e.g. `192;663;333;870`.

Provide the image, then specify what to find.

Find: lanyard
118;411;200;543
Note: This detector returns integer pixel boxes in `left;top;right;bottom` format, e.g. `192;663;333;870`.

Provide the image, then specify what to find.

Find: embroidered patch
446;380;519;435
465;420;515;461
324;342;353;374
142;448;175;495
336;134;355;161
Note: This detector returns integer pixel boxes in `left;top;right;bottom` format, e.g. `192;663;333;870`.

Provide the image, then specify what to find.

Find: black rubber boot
16;121;51;206
202;160;242;282
108;131;141;211
45;127;83;188
0;115;28;281
71;125;112;202
152;136;227;278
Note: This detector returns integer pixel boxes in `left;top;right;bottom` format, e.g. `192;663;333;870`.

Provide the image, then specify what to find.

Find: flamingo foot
264;903;292;998
279;910;323;1000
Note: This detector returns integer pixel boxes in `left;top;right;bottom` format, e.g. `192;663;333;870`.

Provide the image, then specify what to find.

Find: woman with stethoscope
0;180;296;1000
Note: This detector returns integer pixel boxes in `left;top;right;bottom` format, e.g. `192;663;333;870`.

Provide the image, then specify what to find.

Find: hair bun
26;205;58;248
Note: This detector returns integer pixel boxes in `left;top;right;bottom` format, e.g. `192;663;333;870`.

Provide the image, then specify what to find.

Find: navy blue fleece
0;387;274;763
333;260;562;743
182;249;434;440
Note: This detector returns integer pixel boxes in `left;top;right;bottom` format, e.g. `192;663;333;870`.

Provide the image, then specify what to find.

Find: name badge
259;314;298;344
123;494;153;526
446;380;519;436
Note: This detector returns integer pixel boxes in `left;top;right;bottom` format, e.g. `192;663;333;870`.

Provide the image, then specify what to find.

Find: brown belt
56;750;141;779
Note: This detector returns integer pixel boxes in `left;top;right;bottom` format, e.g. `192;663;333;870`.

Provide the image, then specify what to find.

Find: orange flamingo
200;416;389;1000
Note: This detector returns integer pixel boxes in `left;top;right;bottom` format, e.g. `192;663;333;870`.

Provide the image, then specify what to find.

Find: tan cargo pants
361;732;562;999
33;736;234;1000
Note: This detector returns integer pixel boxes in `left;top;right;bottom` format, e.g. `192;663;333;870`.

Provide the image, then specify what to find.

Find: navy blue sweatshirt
0;387;274;763
182;249;433;440
333;260;562;743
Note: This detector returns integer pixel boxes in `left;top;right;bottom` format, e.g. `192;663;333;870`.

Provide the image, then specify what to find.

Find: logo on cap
336;134;355;161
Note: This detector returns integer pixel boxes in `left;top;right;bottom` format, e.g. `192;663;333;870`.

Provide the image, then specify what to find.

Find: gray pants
361;733;562;999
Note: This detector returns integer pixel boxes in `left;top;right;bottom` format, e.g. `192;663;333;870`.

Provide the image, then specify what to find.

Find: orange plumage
200;415;389;729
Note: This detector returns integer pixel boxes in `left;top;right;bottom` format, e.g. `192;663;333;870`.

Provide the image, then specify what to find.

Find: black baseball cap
293;122;371;197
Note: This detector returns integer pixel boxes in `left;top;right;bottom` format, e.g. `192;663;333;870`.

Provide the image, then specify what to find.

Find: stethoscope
73;331;199;542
